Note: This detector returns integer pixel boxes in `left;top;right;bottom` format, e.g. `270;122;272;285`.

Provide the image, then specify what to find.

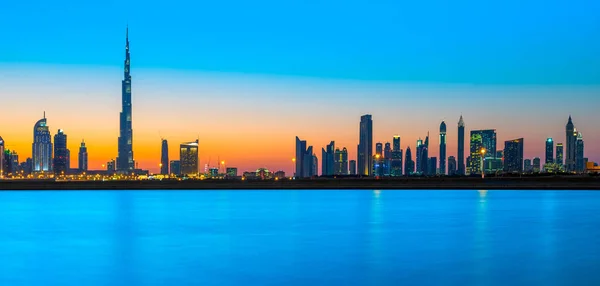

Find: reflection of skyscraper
358;115;373;176
53;129;68;175
117;27;135;172
504;138;524;173
78;140;88;172
545;138;554;164
180;140;199;176
556;143;564;166
349;160;356;175
457;115;465;175
334;147;348;175
404;146;414;175
161;139;169;175
321;141;335;176
448;156;457;176
468;129;496;174
439;121;447;175
565;116;576;172
576;132;585;173
32;114;53;172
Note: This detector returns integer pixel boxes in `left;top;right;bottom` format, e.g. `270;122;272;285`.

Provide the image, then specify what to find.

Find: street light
480;148;486;179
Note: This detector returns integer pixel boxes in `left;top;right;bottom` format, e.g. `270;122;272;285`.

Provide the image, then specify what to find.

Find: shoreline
1;176;599;190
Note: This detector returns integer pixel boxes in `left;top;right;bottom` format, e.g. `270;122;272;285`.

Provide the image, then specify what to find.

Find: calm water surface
0;190;599;286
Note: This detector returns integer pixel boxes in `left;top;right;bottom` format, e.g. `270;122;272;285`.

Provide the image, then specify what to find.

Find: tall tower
53;129;68;175
457;115;465;175
565;116;576;172
545;138;554;164
32;113;53;172
78;140;88;172
358;114;373;176
117;26;135;172
161;139;169;175
439;121;447;175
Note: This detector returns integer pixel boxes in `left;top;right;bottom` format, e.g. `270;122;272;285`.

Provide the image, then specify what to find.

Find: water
0;190;599;286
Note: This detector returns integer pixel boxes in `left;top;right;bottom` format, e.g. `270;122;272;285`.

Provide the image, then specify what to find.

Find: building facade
170;160;181;176
439;121;446;175
556;143;564;166
391;135;402;176
334;147;348;175
504;138;524;173
565;116;577;172
576;132;585;173
180;140;199;176
468;129;496;175
448;156;457;176
457;115;465;175
161;139;169;175
404;146;414;175
53;129;68;175
358;114;373;176
349;160;356;175
533;157;541;173
117;27;135;172
321;141;335;176
545;138;554;164
78;140;88;172
32;115;53;172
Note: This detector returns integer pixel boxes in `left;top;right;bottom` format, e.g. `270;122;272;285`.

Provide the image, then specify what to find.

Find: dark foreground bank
1;176;600;190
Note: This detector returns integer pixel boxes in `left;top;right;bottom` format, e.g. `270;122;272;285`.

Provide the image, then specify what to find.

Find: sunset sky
1;0;599;174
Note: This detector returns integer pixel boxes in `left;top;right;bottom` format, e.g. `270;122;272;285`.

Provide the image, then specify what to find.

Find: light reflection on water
0;190;599;286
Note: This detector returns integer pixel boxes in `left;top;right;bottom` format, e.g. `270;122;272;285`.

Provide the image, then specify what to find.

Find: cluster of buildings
294;115;592;178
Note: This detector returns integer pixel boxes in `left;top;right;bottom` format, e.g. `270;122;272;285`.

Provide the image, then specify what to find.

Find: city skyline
1;0;600;175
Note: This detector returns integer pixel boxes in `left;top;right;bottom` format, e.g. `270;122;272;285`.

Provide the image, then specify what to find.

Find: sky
0;0;599;174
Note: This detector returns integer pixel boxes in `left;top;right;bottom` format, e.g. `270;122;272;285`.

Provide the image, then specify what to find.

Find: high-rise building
565;116;577;172
226;167;238;177
417;134;429;175
0;136;4;177
404;146;414;175
556;143;564;166
457;115;465;175
468;129;496;175
117;27;135;172
391;136;402;176
428;157;437;176
576;132;585;173
349;160;356;175
161;139;169;175
448;156;457;176
533;157;541;173
170;160;181;176
295;137;316;178
334;147;348;175
524;159;533;173
383;142;391;176
504;138;524;173
545;138;554;164
53;129;68;175
439;121;447;175
416;139;423;173
375;142;383;156
3;150;19;175
180;139;199;176
321;141;335;176
78;140;88;172
312;155;318;177
107;159;116;172
32;114;53;172
358;114;373;176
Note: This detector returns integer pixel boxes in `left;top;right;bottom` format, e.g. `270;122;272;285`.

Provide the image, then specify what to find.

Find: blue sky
1;0;599;84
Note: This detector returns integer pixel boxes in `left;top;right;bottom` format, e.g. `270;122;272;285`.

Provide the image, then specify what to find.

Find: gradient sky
1;0;599;174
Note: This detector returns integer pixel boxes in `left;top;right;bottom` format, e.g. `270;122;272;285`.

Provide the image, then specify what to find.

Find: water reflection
368;190;383;284
474;190;490;284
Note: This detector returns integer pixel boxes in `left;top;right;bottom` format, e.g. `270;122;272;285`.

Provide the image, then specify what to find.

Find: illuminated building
170;160;180;176
78;140;88;172
383;142;391;176
565;116;577;172
556;143;564;166
349;160;356;175
321;141;335;176
504;138;524;173
439;121;447;175
416;139;423;173
117;27;135;172
256;168;272;180
533;157;541;173
576;132;585;173
417;134;429;175
53;129;68;175
0;136;4;177
209;168;218;177
32;114;53;172
161;139;169;175
334;147;348;175
107;159;115;172
524;159;532;173
484;158;503;174
274;171;286;179
391;135;402;176
545;138;554;164
448;156;457;176
428;157;437;175
404;146;414;175
226;167;238;177
358;114;373;176
373;142;384;176
457;115;465;175
468;129;496;175
180;139;199;176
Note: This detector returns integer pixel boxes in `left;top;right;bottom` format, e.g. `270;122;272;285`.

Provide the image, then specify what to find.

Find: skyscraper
383;142;391;176
78;140;88;172
556;143;564;166
321;141;335;176
161;139;169;175
448;156;457;176
334;147;348;175
504;138;524;173
375;142;383;156
404;146;414;175
524;159;532;173
117;27;135;172
349;160;356;175
32;114;53;172
358;114;373;176
416;139;423;173
468;129;496;174
428;157;437;175
533;157;541;173
576;132;585;173
180;139;199;176
53;129;68;175
565;116;576;172
170;160;181;176
545;138;554;164
295;137;315;178
457;115;465;175
0;136;4;177
391;135;402;176
439;121;447;175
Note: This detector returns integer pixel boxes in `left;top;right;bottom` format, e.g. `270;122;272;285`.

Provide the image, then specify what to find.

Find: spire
458;115;465;127
43;111;45;119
